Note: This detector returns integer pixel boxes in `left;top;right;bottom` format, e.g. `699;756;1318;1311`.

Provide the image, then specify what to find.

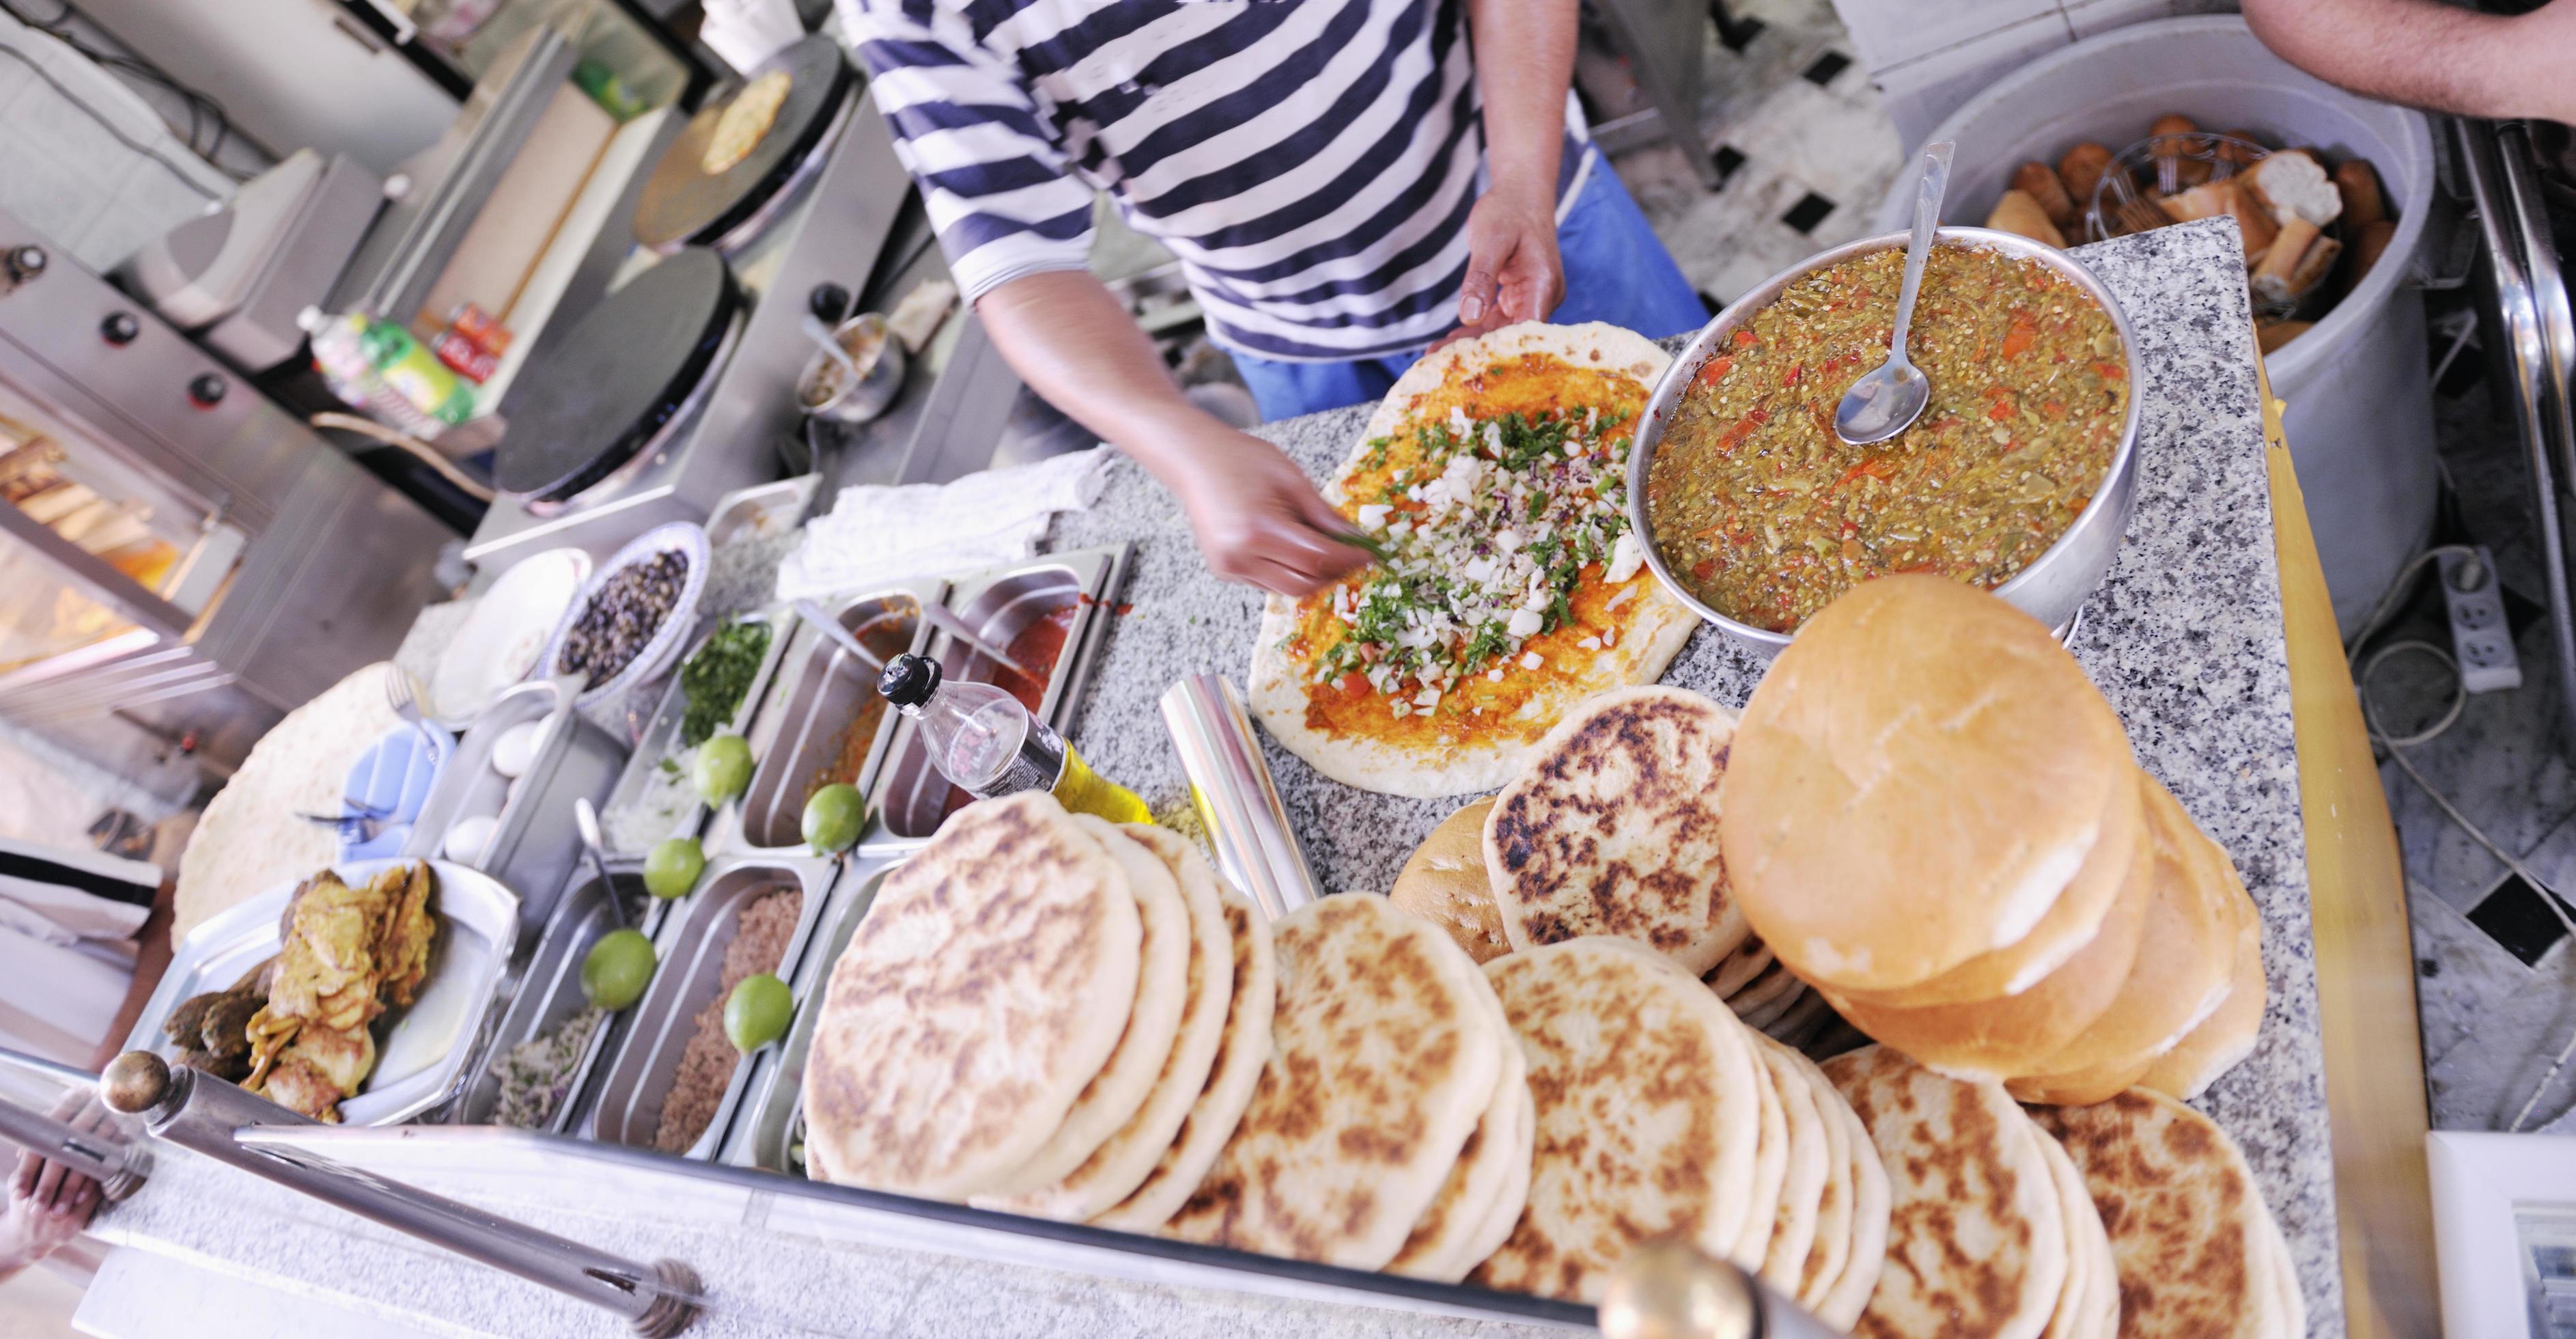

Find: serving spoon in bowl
1834;140;1956;446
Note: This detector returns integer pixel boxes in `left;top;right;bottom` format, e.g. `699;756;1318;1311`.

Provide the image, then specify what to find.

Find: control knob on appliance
101;312;140;346
187;373;227;408
1;244;44;292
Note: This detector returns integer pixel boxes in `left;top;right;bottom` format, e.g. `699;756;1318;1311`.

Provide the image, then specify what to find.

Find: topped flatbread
1250;322;1698;798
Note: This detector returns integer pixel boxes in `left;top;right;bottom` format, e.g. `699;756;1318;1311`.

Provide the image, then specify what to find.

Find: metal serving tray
596;607;796;859
723;581;940;855
726;855;903;1172
583;855;837;1159
125;857;520;1127
871;544;1130;842
404;676;626;944
447;866;667;1131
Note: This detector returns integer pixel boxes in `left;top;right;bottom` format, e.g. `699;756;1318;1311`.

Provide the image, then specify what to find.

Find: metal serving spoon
572;797;625;929
1834;140;1956;446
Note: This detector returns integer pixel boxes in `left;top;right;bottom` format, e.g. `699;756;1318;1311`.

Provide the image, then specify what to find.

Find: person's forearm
1466;0;1576;203
93;881;176;1072
2243;0;2576;124
976;271;1229;488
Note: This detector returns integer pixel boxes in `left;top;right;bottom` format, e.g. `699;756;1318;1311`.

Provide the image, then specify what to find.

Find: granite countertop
1053;217;2344;1336
83;219;2340;1338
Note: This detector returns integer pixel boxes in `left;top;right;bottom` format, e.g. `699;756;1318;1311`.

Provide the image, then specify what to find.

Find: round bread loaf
1485;687;1747;974
1094;883;1276;1231
979;816;1191;1197
1163;893;1502;1270
801;794;1140;1200
1471;938;1763;1302
2006;779;2241;1106
1390;799;1510;965
981;825;1234;1220
1722;577;2133;991
1823;1044;2067;1339
2030;1089;2293;1339
2136;881;2266;1101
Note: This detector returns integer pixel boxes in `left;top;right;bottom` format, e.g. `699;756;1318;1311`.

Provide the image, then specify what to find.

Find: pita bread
2030;1089;2285;1339
1389;963;1533;1282
1248;322;1696;799
2007;780;2241;1106
1726;958;1800;1014
1722;576;2134;991
2254;1192;2305;1339
979;817;1190;1197
1094;886;1276;1231
2136;884;2266;1101
700;69;790;175
1455;1080;1537;1274
1824;1045;2067;1339
2032;1127;2118;1339
1485;687;1746;974
1752;1035;1830;1297
1705;937;1775;998
980;825;1231;1219
1164;894;1501;1269
1788;1049;1856;1310
1730;1037;1790;1268
1471;938;1763;1303
1818;1062;1892;1329
1390;799;1511;964
1764;989;1838;1048
802;795;1139;1200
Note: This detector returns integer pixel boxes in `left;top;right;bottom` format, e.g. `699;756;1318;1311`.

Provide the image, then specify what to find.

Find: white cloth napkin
775;449;1117;602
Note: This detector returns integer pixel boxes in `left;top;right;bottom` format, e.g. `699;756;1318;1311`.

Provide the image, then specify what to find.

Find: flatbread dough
1249;322;1696;799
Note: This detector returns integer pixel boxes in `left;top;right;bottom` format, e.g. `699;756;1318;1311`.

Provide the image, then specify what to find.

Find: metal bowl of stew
1626;226;2141;657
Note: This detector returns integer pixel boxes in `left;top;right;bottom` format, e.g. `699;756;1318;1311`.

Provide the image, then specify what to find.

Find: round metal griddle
633;35;854;254
495;248;742;502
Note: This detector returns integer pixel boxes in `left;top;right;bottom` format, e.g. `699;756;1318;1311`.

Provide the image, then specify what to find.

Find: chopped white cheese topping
1507;607;1543;638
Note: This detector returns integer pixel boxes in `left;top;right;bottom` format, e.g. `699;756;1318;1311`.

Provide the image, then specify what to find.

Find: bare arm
93;877;174;1072
2243;0;2576;124
1453;0;1580;337
977;272;1366;596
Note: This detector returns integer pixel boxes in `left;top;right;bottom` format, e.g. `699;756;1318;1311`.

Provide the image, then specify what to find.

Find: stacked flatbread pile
1720;577;2267;1105
802;795;1282;1229
1703;935;1838;1048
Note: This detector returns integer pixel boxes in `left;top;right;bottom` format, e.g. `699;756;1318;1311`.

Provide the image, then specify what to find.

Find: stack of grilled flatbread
802;795;1280;1229
1721;576;2266;1105
1704;935;1838;1048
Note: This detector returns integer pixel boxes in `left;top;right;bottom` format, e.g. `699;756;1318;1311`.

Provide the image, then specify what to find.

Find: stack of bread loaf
1719;575;2265;1106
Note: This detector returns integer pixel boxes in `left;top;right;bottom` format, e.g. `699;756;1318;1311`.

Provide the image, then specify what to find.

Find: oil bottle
877;653;1151;823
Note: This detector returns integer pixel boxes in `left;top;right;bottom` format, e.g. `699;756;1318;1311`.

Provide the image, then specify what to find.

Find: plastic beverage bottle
357;318;476;425
877;653;1150;823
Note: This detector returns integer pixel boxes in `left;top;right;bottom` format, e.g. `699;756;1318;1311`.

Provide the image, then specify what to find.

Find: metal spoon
919;603;1033;679
792;600;892;679
572;797;624;929
800;313;862;381
1834;140;1956;446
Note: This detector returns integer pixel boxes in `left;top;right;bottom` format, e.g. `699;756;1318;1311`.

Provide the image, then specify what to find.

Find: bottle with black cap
878;653;1150;823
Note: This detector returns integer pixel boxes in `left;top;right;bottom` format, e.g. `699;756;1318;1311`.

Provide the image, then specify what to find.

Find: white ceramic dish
431;548;591;726
542;523;712;710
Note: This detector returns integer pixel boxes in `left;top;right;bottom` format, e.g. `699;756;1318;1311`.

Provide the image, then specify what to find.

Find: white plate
542;522;712;710
431;549;591;727
128;858;521;1125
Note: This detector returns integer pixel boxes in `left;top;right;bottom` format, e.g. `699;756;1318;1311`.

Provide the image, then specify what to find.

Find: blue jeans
1227;156;1708;422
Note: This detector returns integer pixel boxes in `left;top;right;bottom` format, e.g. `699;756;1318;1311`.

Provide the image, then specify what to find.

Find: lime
802;782;867;853
643;837;705;900
724;973;794;1053
692;734;753;804
580;929;656;1010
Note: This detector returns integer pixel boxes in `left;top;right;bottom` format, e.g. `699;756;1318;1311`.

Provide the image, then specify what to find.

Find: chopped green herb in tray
677;620;772;747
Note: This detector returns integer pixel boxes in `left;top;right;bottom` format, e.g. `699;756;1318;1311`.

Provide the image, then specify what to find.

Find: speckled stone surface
1052;217;2343;1335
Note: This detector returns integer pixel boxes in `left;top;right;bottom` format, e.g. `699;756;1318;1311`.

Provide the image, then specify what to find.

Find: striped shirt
841;0;1593;361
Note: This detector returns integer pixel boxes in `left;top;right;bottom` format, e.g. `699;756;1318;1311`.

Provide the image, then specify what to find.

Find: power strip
2440;546;2523;693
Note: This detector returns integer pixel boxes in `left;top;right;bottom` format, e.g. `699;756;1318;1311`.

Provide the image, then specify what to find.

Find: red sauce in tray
990;603;1078;713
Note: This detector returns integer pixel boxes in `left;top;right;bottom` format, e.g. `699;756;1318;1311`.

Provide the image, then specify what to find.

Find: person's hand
1;1092;110;1273
1166;428;1369;598
1444;184;1565;348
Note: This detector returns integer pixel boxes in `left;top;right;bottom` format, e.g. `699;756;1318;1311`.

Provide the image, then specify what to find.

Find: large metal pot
1625;226;2142;658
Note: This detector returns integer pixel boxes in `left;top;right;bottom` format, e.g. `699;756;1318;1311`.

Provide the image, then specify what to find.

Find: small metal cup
797;312;907;426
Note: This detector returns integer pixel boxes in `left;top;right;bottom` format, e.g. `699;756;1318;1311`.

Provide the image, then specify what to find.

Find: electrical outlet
2441;547;2523;693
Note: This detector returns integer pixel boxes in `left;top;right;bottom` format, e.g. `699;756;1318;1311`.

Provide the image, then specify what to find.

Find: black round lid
878;653;942;708
494;248;740;501
632;35;854;252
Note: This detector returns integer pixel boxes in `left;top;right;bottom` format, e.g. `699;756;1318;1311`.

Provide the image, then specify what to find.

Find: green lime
580;929;656;1010
692;734;753;804
802;782;867;853
643;837;705;900
724;973;794;1053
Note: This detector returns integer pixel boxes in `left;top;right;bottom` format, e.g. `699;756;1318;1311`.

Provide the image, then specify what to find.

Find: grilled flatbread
1164;894;1501;1269
2031;1089;2291;1339
802;795;1138;1200
1790;1049;1856;1312
1249;322;1696;798
1472;938;1763;1303
1705;936;1775;998
1094;885;1276;1231
981;825;1231;1219
1752;1034;1831;1297
1485;687;1746;974
2034;1127;2119;1339
700;70;791;175
1390;799;1511;964
1825;1044;2067;1339
1819;1060;1893;1329
1388;961;1533;1282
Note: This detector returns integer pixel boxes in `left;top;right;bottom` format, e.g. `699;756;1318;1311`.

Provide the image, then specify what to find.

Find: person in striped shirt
843;0;1709;596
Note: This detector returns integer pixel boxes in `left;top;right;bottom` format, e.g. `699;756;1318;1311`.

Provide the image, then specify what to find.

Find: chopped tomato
1695;357;1733;387
2092;360;2125;380
1732;327;1757;348
2041;399;2067;421
1783;363;1804;385
1336;672;1369;695
1834;458;1895;490
2000;315;2036;359
1692;557;1718;580
1987;396;2015;422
